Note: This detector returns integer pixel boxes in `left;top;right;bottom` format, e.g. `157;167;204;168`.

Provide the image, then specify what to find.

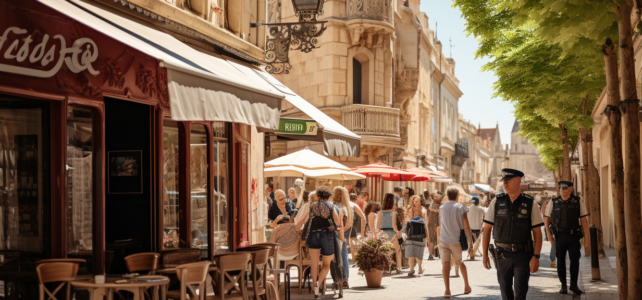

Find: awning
253;71;362;157
41;0;283;130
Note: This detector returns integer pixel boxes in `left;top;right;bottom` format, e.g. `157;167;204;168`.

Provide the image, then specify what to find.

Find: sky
420;0;515;145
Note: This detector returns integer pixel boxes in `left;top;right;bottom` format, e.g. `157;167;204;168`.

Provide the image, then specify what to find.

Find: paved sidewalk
282;241;617;299
578;247;619;300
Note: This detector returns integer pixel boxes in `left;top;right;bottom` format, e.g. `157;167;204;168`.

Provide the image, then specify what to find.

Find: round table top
71;276;169;289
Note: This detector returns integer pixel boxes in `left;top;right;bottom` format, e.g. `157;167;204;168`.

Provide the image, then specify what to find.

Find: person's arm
370;213;378;232
463;212;473;256
540;200;547;217
270;215;284;228
296;212;309;230
345;207;353;231
545;217;554;243
355;205;366;235
338;210;345;241
482;222;493;270
581;216;590;251
531;226;543;273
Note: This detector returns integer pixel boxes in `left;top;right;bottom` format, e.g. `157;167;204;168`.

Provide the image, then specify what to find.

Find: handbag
459;229;469;251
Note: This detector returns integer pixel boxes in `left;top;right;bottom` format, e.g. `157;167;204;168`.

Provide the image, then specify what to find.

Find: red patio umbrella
408;175;432;182
352;163;413;201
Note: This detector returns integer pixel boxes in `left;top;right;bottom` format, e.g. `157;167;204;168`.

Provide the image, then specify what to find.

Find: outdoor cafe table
71;275;169;300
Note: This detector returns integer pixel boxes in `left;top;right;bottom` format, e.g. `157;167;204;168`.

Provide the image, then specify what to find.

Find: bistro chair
236;248;273;300
167;261;212;300
252;243;281;299
36;262;79;300
209;252;251;300
284;239;320;294
124;252;161;299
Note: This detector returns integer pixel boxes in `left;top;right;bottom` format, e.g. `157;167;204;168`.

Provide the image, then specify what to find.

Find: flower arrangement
354;231;396;272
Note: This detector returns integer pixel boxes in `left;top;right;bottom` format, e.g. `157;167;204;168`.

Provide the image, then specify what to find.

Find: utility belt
554;228;583;239
311;227;333;233
495;242;533;253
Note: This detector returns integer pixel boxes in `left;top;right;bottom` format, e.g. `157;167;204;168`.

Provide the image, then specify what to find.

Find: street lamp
251;0;327;74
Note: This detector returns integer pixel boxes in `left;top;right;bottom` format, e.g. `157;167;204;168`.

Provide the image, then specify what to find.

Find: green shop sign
278;118;318;136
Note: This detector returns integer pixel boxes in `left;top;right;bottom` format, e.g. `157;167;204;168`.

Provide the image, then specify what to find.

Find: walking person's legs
408;257;416;276
392;238;402;273
309;248;321;289
439;242;455;297
568;237;582;288
341;232;350;279
512;252;532;300
557;234;569;288
459;261;472;294
349;237;358;265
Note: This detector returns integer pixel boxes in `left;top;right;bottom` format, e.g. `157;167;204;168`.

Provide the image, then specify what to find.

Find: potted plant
353;231;396;287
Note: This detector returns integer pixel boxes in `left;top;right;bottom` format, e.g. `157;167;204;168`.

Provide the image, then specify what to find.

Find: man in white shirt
467;197;485;259
439;187;473;297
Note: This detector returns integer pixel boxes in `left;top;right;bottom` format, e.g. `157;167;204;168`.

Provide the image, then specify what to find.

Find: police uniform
484;169;544;300
544;181;588;295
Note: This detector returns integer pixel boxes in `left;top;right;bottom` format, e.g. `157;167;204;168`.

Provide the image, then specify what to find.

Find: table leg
285;273;290;300
161;284;167;300
89;287;108;300
107;288;114;300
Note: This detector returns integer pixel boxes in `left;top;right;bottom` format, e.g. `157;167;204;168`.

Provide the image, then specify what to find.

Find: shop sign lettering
0;26;100;78
277;118;318;136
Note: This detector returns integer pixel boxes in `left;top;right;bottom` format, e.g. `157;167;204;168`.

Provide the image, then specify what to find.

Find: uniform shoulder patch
495;193;507;198
522;194;534;200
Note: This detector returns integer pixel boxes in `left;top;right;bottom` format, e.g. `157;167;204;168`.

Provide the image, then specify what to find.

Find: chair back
36;262;79;300
213;252;251;298
248;249;270;299
124;252;160;274
255;243;280;269
35;259;86;266
175;261;211;300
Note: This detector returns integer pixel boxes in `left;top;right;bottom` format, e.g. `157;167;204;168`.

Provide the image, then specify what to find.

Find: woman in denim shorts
301;186;342;298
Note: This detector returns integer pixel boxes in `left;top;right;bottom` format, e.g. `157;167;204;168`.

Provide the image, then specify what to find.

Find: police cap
500;168;525;181
559;181;573;189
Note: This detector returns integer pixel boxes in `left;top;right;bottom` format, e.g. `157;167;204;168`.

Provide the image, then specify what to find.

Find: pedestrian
363;201;380;236
268;189;295;228
333;186;353;288
393;187;404;208
349;193;366;264
540;196;556;266
439;187;473;298
406;195;427;276
544;181;589;295
376;193;403;274
265;183;276;207
294;191;311;229
426;191;443;260
467;197;485;260
300;186;342;298
482;168;544;300
288;187;298;205
355;192;366;211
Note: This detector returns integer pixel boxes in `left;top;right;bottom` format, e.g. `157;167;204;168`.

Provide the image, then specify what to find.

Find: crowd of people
264;168;587;300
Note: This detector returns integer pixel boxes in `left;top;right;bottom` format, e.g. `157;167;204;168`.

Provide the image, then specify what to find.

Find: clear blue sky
420;0;515;145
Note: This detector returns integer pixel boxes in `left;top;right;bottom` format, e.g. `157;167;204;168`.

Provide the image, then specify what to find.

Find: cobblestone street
287;241;616;300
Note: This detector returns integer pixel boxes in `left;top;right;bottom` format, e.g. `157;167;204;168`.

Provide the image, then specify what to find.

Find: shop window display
212;121;229;254
190;124;208;252
163;120;180;249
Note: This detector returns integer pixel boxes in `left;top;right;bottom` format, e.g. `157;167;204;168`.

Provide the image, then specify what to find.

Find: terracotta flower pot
364;268;383;287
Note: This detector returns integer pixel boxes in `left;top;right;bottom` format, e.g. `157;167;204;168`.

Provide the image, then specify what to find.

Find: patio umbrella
352;163;413;201
264;147;350;170
408;175;432;182
263;165;365;180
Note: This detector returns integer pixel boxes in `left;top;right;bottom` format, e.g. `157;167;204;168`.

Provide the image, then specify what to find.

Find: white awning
253;71;362;157
41;0;283;130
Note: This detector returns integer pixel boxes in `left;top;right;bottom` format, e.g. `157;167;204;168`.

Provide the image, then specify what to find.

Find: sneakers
551;261;557;267
569;286;584;295
314;287;319;298
428;255;435;260
408;269;415;277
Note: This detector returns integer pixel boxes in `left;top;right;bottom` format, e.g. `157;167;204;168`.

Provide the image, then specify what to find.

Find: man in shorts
439;187;473;298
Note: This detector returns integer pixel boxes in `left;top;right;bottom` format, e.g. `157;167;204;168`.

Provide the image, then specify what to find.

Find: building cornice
101;0;264;64
442;75;463;99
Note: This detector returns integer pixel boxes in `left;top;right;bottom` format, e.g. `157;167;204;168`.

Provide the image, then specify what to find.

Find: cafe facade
0;0;290;295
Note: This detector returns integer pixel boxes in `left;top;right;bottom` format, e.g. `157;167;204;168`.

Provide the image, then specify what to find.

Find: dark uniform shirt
484;194;545;229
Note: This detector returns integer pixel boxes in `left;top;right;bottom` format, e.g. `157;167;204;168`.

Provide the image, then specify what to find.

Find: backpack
407;216;426;241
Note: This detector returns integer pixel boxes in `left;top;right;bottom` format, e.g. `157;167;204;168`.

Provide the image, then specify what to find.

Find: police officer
544;181;589;295
482;168;544;300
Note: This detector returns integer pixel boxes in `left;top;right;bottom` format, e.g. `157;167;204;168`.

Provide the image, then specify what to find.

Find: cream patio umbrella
264;147;364;180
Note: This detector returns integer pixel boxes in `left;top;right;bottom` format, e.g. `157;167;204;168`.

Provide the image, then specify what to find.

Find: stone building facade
476;124;505;187
268;0;461;193
507;120;552;180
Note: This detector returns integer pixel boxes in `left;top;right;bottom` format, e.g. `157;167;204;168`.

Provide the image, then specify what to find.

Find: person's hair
333;186;353;221
364;201;380;216
430;191;443;201
274;189;286;199
296;191;310;209
410;195;421;206
446;187;459;201
267;183;274;190
395;207;405;224
382;193;395;210
419;194;426;205
349;193;357;201
406;187;415;198
288;187;296;197
315;186;332;200
361;192;369;199
394;187;403;192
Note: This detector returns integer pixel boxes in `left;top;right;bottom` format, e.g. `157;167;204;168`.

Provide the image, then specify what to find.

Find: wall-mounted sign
0;26;100;78
277;118;318;136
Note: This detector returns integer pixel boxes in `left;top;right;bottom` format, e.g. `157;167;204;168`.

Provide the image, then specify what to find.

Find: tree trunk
618;2;642;296
580;127;591;257
603;37;628;300
560;124;571;181
586;130;606;258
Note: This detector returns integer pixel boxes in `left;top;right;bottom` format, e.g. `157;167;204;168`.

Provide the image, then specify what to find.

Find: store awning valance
41;0;283;130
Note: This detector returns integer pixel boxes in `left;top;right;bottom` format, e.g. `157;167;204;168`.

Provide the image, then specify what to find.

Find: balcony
347;0;393;23
345;0;395;46
341;104;400;146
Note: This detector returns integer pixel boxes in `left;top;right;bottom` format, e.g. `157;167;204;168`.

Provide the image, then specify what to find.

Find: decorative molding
347;0;392;24
110;0;261;64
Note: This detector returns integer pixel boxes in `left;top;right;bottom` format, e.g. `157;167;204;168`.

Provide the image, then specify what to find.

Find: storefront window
163;120;180;249
190;124;208;251
67;106;94;254
212;122;229;254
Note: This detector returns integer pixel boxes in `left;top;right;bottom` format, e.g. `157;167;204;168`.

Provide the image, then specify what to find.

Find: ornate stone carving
136;65;157;97
100;58;125;89
157;65;170;107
